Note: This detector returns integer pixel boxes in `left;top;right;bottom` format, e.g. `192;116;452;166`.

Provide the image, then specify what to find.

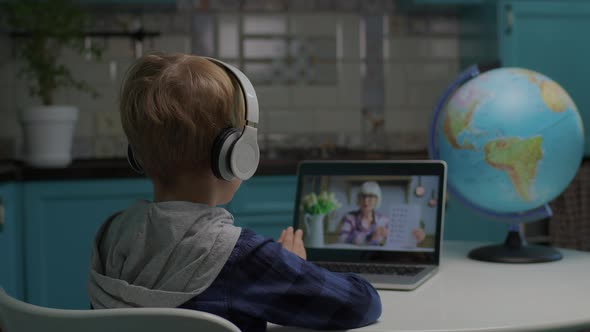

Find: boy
87;53;382;332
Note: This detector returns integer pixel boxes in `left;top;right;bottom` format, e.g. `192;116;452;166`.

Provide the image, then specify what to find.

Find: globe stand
468;225;562;263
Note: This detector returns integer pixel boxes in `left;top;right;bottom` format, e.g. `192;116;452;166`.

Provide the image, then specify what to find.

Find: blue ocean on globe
436;68;584;214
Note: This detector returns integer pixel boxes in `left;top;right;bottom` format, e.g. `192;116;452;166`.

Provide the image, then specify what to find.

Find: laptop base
364;266;438;291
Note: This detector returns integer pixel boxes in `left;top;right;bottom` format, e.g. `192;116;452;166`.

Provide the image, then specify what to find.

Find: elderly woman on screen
338;181;426;246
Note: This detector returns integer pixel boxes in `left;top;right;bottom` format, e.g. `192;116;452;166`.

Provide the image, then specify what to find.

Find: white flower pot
304;213;326;247
21;105;79;167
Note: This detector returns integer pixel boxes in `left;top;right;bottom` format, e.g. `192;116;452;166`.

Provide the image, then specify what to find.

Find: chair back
0;288;240;332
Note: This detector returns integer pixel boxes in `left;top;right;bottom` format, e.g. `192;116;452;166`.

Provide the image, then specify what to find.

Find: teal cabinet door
444;199;509;242
0;182;24;300
24;179;152;309
499;0;590;155
228;176;297;240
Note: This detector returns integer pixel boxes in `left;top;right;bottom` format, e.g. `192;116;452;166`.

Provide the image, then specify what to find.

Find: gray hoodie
87;200;241;309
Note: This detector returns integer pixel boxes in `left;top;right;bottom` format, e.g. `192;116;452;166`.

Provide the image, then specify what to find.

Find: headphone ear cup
211;128;242;180
230;126;259;180
127;145;144;174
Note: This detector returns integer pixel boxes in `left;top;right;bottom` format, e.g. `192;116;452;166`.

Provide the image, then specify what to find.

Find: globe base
468;230;562;263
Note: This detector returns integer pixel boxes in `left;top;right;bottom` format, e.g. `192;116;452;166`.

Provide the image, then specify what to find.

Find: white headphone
127;57;260;181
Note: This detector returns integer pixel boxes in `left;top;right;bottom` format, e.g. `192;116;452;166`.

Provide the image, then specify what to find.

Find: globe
429;65;585;263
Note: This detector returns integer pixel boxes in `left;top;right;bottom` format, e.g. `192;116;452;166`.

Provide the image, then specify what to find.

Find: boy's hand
278;227;307;260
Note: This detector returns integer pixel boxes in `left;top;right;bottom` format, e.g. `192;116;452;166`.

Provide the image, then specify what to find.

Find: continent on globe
484;136;543;201
442;102;478;150
540;80;576;113
510;68;576;113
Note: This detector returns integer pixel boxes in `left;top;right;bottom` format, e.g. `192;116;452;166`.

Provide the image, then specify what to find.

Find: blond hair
357;181;382;208
120;53;245;182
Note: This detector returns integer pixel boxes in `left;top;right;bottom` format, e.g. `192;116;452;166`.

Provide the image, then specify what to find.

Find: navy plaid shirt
179;228;382;332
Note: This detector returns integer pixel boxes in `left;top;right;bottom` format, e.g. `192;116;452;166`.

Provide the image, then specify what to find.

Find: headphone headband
204;57;259;126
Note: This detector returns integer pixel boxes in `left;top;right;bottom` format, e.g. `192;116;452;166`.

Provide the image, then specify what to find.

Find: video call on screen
297;175;439;253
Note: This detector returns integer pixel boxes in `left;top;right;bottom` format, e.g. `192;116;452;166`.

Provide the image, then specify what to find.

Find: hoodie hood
87;200;241;309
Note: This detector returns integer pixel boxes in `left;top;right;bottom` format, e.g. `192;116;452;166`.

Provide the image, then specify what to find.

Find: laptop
292;160;447;291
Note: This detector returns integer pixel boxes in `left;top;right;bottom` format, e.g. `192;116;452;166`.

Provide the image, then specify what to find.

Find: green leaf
3;0;103;105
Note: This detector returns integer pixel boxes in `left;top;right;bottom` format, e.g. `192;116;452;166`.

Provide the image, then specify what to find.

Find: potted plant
4;0;100;167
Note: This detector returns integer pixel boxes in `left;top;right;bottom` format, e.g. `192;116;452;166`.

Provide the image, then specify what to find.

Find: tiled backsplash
0;6;468;160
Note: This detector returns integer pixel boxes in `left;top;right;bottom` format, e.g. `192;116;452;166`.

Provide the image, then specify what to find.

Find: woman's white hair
358;181;382;208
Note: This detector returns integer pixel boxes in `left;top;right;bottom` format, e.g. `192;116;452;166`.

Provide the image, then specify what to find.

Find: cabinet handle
505;4;513;35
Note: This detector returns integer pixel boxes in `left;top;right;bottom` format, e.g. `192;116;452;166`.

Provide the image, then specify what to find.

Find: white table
269;241;590;332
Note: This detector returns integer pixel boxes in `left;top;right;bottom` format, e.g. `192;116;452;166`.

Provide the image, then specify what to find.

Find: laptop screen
293;161;446;265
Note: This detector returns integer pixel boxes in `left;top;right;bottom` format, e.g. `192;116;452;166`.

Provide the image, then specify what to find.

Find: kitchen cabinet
0;182;24;301
498;0;590;155
458;0;590;155
444;199;508;242
13;176;295;309
2;174;506;309
228;176;297;239
23;179;153;309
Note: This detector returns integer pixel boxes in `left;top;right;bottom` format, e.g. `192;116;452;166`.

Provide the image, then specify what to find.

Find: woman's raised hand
412;228;426;244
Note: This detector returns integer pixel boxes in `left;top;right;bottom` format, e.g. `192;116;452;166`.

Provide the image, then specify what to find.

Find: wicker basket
549;159;590;251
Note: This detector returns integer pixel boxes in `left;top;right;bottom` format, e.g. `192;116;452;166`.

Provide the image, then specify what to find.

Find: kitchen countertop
0;149;430;181
3;151;589;182
0;163;20;182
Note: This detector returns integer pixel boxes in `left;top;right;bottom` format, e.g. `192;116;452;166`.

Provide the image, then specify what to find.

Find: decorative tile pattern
209;0;241;11
71;136;96;159
0;137;17;160
236;14;339;86
0;7;470;158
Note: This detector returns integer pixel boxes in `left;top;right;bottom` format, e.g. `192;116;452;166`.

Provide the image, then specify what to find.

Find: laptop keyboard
315;262;424;276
